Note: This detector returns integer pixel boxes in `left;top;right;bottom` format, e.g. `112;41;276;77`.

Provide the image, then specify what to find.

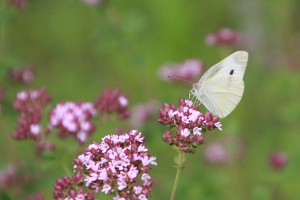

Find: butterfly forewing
198;51;248;85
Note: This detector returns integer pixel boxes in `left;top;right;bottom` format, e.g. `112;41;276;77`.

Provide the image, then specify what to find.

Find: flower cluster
8;66;35;84
48;101;97;144
53;172;95;200
80;0;104;5
158;59;204;83
204;137;245;164
12;88;51;140
157;99;222;153
94;88;130;120
130;100;160;128
21;192;44;200
0;164;33;192
73;130;157;200
205;28;240;46
269;152;288;170
0;86;5;115
9;0;27;9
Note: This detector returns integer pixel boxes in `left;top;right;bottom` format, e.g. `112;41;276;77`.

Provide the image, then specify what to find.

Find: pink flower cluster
12;88;51;140
205;28;240;46
0;164;33;193
80;0;104;5
73;130;157;200
269;152;288;170
130;100;160;128
10;0;27;9
158;59;204;83
21;192;44;200
157;99;222;153
94;88;130;119
48;101;97;144
8;66;35;84
0;86;5;115
53;172;95;200
204;137;245;164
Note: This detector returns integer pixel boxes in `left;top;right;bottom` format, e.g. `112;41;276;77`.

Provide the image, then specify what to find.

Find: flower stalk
170;151;185;200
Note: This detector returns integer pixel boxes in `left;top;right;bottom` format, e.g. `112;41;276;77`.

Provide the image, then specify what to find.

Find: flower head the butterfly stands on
55;130;157;200
157;98;222;154
94;88;130;121
157;98;222;200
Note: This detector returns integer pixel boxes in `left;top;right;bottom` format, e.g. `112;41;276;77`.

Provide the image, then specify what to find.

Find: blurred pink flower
269;152;288;170
130;100;160;128
0;164;33;192
21;192;44;200
8;66;35;84
94;88;130;120
204;137;245;164
80;0;104;5
10;0;27;9
0;87;5;116
158;59;204;83
205;28;240;46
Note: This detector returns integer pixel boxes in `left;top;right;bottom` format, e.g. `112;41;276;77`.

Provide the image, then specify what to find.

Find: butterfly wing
199;75;245;118
199;51;248;84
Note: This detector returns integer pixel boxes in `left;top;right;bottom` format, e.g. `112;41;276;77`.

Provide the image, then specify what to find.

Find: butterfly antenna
166;75;194;84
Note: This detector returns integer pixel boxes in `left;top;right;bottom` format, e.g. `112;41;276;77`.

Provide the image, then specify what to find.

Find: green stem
170;152;184;200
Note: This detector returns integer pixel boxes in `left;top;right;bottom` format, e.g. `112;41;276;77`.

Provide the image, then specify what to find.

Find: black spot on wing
230;69;234;75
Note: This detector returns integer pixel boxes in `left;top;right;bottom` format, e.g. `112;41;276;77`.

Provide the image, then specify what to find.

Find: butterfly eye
193;84;199;90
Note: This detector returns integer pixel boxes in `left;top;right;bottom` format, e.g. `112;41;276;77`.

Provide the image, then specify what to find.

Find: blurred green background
1;0;300;199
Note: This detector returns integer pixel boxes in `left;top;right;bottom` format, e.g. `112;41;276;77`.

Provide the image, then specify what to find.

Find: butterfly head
189;83;202;100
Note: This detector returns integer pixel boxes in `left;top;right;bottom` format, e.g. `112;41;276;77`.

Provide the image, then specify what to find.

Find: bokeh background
1;0;300;199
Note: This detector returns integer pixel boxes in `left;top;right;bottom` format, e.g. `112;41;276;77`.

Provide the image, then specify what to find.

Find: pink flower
158;59;204;83
94;88;130;119
130;100;160;128
157;98;222;153
80;0;104;5
8;66;35;84
269;152;288;170
10;0;27;9
204;137;245;164
20;192;44;200
53;172;95;200
48;101;97;144
73;130;156;199
12;88;51;140
205;28;240;46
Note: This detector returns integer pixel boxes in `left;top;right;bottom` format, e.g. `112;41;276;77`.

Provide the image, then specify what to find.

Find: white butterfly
189;51;248;118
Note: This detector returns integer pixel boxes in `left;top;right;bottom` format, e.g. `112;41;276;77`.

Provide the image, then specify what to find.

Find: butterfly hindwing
200;75;245;118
